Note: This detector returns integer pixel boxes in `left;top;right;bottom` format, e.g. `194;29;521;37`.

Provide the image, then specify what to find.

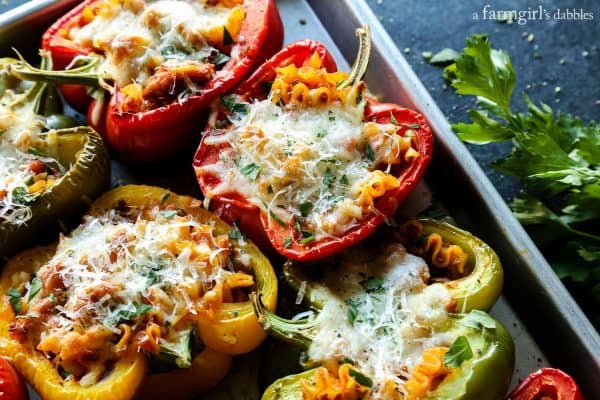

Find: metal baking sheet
1;0;598;398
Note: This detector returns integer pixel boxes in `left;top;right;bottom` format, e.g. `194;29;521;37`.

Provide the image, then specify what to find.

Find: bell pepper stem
10;50;106;89
250;292;316;350
337;25;371;90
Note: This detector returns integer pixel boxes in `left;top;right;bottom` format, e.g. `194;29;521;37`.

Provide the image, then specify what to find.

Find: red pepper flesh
506;368;583;400
193;40;434;261
41;0;284;160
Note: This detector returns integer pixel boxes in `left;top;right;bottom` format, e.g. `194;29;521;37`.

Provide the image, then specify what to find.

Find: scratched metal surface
1;0;598;398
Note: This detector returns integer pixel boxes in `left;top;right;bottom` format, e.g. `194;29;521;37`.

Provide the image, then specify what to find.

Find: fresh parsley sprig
445;34;600;300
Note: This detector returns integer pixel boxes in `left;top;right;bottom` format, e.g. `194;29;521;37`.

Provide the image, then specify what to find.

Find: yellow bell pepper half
0;185;278;400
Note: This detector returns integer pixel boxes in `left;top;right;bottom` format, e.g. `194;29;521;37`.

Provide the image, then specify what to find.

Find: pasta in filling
0;79;65;225
66;0;245;111
7;203;254;385
299;242;457;399
199;54;420;240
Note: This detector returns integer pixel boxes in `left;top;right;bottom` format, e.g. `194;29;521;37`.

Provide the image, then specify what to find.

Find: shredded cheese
9;202;254;384
304;243;455;399
0;89;65;225
69;0;245;108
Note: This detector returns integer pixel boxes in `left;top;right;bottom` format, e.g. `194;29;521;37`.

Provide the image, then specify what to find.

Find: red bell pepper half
40;0;283;160
506;368;583;400
193;33;434;261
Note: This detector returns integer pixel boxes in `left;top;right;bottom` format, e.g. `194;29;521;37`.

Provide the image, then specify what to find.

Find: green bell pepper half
256;307;514;400
0;55;110;261
282;218;503;313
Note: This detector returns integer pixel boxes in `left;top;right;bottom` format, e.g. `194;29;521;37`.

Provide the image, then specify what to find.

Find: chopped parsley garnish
444;335;473;368
407;123;421;129
299;202;313;217
284;237;293;248
11;187;41;205
323;168;335;189
267;185;274;194
222;94;249;114
210;51;230;66
28;147;43;156
228;221;246;241
240;163;261;180
339;357;356;365
345;297;362;326
348;368;373;388
222;26;234;46
160;191;171;205
360;277;384;293
6;287;22;314
328;110;336;121
300;234;315;246
28;277;42;301
389;112;398;125
316;128;328;138
340;174;349;186
109;302;153;325
160;210;178;219
364;143;375;162
262;201;287;227
460;310;497;330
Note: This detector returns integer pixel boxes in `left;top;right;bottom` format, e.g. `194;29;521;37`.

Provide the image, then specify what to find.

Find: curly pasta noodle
302;364;370;400
424;233;467;275
404;347;449;400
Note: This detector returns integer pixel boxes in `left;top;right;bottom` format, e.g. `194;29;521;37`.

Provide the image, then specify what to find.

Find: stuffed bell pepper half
253;218;513;400
11;0;284;159
194;27;434;261
0;55;109;261
0;185;278;400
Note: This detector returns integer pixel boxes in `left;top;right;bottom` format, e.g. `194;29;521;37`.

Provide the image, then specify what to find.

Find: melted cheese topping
10;204;253;384
69;0;244;95
305;243;454;399
200;99;413;238
0;88;65;225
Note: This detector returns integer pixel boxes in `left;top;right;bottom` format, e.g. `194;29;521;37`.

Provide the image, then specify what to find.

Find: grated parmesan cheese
304;243;455;399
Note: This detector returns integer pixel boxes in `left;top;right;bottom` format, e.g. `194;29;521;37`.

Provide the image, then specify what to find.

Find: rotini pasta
404;347;450;400
302;364;370;400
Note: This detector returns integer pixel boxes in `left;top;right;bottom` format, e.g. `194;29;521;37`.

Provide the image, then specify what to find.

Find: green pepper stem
250;292;316;350
10;51;106;89
337;25;371;90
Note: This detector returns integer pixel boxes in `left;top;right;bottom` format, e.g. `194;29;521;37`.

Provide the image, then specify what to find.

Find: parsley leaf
429;48;460;65
348;368;373;388
160;191;171;205
6;287;22;314
444;335;473;368
360;277;384;293
459;310;497;330
240;163;261;180
445;34;600;300
228;221;246;241
346;297;362;326
284;237;292;248
323;168;335;189
222;26;234;46
364;143;375;162
222;95;249;114
160;210;178;219
28;277;42;301
12;186;41;205
299;202;313;217
108;302;153;326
